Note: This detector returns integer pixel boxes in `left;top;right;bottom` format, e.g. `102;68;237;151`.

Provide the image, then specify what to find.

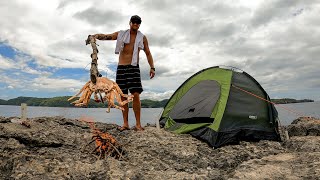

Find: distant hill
271;98;314;104
0;96;314;108
139;99;168;108
0;96;169;108
0;99;7;105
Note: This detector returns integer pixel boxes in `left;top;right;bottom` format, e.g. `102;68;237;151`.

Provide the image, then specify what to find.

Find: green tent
159;66;280;148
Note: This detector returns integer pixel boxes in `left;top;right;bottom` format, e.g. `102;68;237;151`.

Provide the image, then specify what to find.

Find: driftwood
85;35;100;84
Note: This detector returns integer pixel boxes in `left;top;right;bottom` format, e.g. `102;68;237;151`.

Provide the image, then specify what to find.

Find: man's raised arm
93;32;118;40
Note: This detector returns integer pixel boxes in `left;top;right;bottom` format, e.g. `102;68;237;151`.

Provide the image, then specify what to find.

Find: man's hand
150;68;155;79
85;35;92;45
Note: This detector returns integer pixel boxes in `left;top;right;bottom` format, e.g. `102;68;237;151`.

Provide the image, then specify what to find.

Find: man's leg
120;96;130;130
116;65;130;131
132;92;143;130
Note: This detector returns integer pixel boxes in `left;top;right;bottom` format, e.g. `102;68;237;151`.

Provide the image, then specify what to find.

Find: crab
68;77;134;112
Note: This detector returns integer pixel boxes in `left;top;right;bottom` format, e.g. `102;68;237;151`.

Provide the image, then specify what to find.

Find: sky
0;0;319;101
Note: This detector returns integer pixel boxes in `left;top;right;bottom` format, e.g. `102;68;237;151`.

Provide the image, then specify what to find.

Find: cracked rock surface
0;116;319;179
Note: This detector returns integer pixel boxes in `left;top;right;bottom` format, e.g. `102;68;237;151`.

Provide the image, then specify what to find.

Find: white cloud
31;77;85;92
0;55;16;69
0;0;320;101
141;91;175;100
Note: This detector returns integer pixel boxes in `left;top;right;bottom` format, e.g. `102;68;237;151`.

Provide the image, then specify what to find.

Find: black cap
130;15;142;24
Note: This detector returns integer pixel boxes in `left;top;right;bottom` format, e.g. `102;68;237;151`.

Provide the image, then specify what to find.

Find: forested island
270;98;314;104
0;96;314;108
0;96;168;108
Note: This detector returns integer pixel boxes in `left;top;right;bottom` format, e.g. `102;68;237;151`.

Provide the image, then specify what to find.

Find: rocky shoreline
0;116;319;179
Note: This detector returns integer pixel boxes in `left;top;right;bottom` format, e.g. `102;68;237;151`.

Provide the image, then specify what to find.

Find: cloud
0;0;320;101
31;77;84;92
141;90;174;100
73;8;125;27
0;55;16;69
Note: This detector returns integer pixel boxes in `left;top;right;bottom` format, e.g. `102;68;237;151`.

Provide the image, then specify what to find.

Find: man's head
129;15;141;31
130;15;142;24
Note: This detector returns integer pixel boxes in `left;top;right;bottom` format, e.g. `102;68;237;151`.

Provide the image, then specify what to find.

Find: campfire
80;116;127;160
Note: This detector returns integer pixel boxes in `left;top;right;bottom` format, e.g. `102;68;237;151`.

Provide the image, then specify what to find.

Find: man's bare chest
122;36;136;53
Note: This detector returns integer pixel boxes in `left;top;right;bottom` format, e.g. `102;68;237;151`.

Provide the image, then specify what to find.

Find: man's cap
130;15;142;24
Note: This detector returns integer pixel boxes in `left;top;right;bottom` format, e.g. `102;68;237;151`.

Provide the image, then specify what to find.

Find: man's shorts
116;65;143;94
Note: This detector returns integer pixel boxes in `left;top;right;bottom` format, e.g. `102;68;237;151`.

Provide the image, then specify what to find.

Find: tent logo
249;115;258;120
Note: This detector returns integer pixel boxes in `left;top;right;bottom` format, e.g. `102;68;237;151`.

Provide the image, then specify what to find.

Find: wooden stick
21;103;27;120
107;141;126;161
86;35;100;84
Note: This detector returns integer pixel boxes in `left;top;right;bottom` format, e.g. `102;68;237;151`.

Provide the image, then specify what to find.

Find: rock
0;116;11;123
287;117;320;136
0;116;319;179
284;136;320;152
231;152;320;179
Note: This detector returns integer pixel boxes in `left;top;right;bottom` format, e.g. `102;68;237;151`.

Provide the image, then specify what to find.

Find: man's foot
132;126;144;131
117;126;130;132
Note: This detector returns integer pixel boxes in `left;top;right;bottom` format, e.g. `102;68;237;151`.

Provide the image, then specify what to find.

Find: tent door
169;80;221;123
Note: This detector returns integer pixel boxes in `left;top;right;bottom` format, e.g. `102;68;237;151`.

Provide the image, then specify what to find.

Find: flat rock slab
0;116;319;179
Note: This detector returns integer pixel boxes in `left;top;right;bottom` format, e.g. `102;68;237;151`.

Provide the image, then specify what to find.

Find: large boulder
287;117;320;136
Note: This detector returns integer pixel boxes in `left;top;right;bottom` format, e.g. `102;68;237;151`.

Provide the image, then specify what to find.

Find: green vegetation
0;96;168;108
0;99;7;105
271;98;314;104
0;96;314;107
138;99;168;108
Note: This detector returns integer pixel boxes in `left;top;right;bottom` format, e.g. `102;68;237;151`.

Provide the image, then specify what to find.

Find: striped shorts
116;65;143;94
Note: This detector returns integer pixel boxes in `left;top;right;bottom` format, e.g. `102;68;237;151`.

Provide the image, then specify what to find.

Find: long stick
86;35;99;84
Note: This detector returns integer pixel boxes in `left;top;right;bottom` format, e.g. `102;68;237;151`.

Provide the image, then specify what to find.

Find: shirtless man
93;15;155;131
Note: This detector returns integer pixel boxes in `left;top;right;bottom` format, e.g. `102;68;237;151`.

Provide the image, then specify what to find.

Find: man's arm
143;36;155;79
93;32;118;40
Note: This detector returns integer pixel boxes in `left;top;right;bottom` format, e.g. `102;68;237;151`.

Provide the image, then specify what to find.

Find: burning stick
80;116;127;160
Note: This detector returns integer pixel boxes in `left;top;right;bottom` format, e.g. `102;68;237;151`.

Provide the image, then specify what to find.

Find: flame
80;115;118;155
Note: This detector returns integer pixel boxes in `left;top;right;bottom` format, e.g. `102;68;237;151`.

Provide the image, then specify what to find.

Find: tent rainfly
159;66;280;148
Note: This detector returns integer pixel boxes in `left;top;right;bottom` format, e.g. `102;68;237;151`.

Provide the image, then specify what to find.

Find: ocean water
0;101;319;126
276;101;320;125
0;105;163;126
